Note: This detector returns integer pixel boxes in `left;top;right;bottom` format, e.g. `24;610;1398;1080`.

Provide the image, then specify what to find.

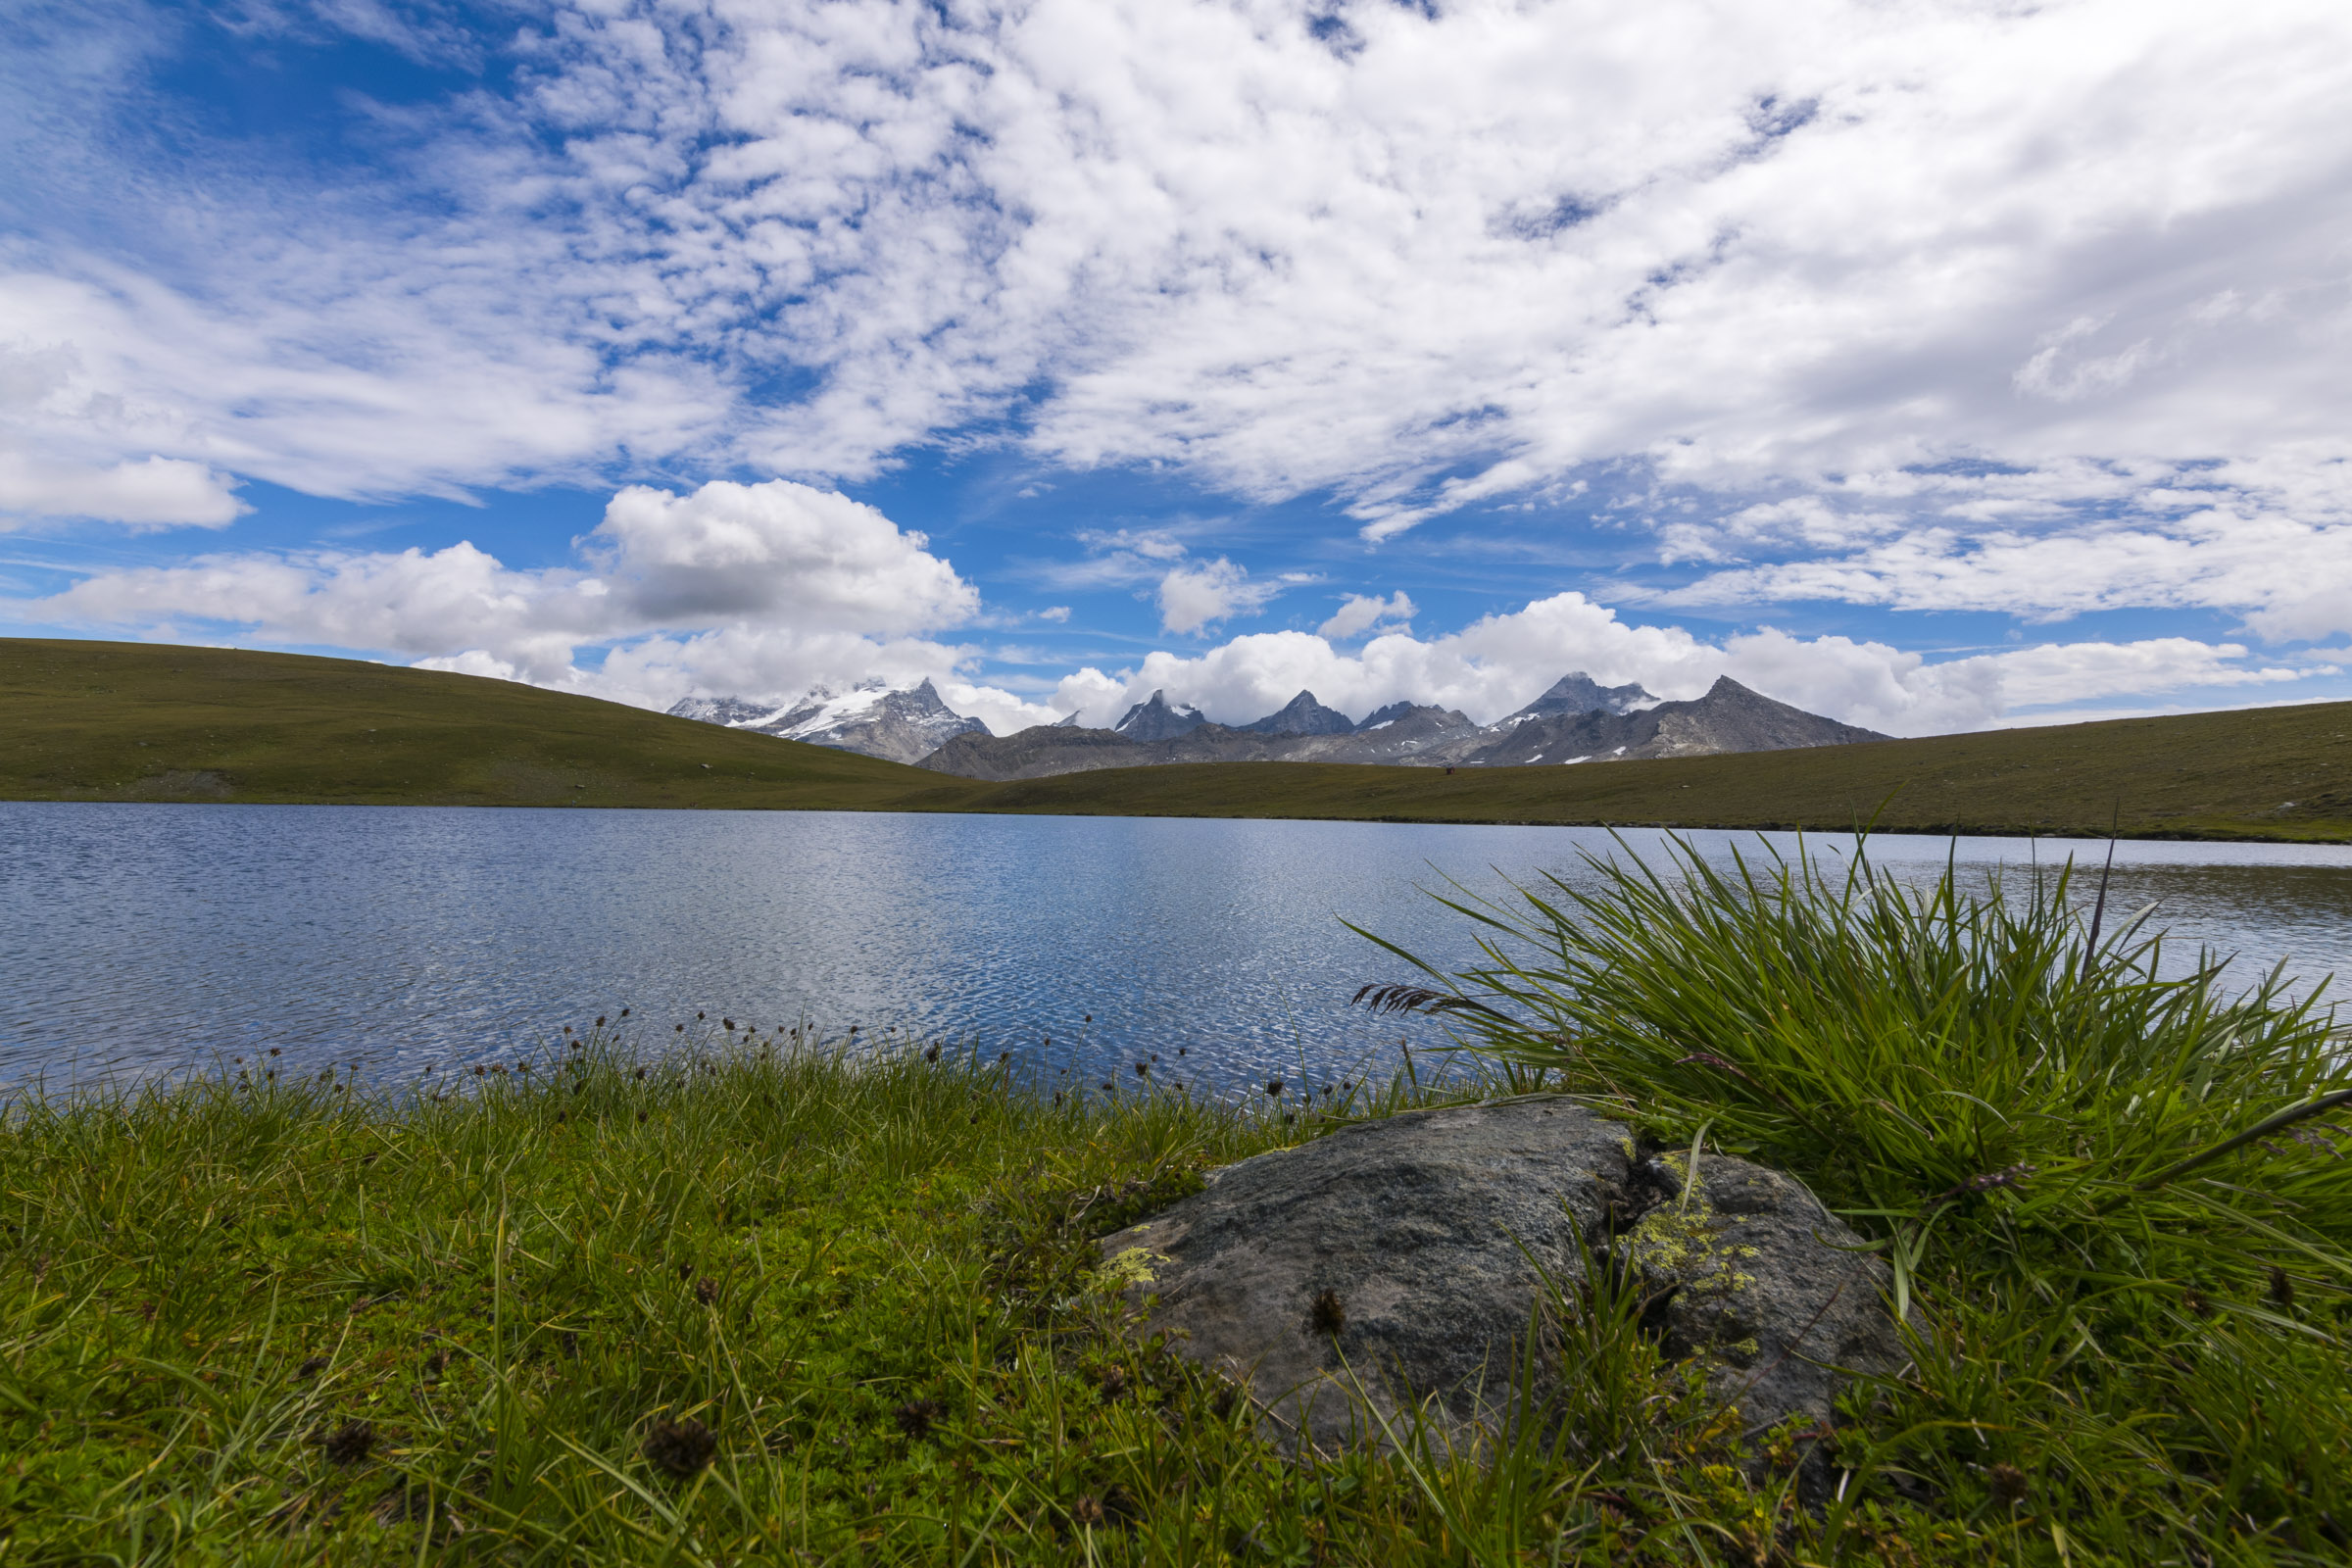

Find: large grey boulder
1101;1099;1903;1460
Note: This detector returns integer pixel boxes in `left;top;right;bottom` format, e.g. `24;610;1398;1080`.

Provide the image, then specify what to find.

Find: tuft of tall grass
1358;833;2352;1559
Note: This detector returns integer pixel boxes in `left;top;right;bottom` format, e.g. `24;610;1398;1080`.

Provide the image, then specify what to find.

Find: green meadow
5;637;2348;840
4;844;2348;1564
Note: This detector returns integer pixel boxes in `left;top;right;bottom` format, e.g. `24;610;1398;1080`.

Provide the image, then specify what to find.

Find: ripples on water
3;803;2347;1092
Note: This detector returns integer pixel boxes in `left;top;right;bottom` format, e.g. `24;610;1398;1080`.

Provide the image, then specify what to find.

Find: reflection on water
3;803;2346;1091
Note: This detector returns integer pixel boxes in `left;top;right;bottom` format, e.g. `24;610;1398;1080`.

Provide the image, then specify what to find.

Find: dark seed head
2182;1287;2213;1317
295;1355;329;1379
620;1007;629;1016
643;1417;715;1479
2271;1267;2297;1309
636;1110;648;1124
925;1044;941;1062
694;1276;717;1304
1071;1494;1105;1527
596;1015;606;1026
319;1418;375;1465
894;1397;944;1440
1309;1288;1347;1337
1988;1462;2029;1506
1264;1079;1284;1098
1096;1364;1128;1400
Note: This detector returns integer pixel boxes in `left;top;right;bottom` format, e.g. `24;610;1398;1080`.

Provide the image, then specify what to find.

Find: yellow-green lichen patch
1622;1154;1759;1306
1101;1245;1170;1290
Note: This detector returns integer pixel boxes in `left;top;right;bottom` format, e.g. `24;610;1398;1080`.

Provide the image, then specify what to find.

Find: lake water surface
4;803;2348;1092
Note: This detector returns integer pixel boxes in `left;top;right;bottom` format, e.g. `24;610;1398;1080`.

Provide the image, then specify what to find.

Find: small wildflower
643;1417;715;1479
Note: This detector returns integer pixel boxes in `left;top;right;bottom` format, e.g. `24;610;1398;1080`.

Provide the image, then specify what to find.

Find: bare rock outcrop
1100;1099;1903;1460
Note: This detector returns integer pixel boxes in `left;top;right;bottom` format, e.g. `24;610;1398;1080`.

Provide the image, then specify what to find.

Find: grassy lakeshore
6;638;2350;840
6;848;2351;1564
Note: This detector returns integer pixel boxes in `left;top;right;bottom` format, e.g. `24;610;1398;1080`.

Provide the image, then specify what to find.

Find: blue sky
4;0;2349;736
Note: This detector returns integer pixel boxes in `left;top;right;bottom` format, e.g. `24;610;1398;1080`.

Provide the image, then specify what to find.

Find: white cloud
11;477;991;711
1040;593;2324;737
1156;557;1281;635
1317;591;1416;640
1649;505;2352;639
7;0;2347;629
0;450;243;527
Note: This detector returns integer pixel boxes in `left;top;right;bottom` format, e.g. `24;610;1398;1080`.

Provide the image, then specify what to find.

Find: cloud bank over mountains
17;479;2317;740
3;0;2348;728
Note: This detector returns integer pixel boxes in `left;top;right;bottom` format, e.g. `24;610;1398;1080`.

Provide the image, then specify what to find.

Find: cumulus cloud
1318;591;1415;640
1156;558;1283;635
13;478;993;712
1038;593;2323;737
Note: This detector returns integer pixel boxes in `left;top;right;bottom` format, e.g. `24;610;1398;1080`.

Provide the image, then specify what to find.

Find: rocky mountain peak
1503;671;1659;724
667;677;986;764
1113;690;1209;741
1243;690;1355;736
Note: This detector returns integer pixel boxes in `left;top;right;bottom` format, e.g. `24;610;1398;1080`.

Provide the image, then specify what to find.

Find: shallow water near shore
4;802;2347;1092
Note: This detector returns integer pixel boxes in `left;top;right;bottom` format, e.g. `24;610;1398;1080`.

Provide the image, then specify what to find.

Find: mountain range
923;672;1887;780
667;678;985;765
667;669;1887;776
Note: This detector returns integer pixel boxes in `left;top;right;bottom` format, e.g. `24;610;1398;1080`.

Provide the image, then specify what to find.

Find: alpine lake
5;801;2348;1093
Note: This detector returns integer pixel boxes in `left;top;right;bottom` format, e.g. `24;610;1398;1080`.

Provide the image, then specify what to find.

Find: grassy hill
0;639;962;811
4;638;2346;840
